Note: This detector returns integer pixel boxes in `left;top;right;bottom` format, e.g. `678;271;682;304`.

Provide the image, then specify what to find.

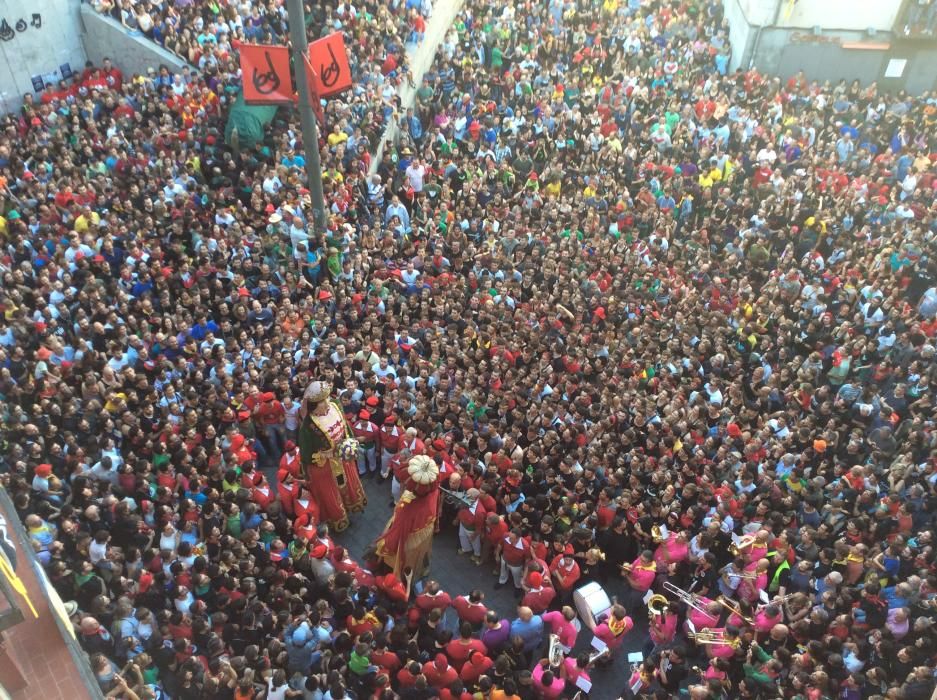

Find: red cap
727;423;742;438
365;396;380;407
384;415;397;425
359;409;371;420
528;571;542;587
285;440;296;451
237;410;251;421
35;463;52;477
318;290;333;300
311;544;328;559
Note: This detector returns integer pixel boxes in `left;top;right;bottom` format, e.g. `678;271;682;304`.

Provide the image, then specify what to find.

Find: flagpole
285;0;327;234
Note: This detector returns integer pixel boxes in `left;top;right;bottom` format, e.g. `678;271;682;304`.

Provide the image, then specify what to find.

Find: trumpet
721;566;758;580
439;486;475;508
548;634;565;667
663;581;711;617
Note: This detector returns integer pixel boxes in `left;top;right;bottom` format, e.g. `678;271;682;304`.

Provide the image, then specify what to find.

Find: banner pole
286;0;327;234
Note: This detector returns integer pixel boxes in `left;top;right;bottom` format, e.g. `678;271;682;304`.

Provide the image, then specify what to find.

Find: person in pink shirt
753;603;783;639
622;550;657;608
646;601;679;656
686;598;722;637
743;530;771;564
653;531;690;569
706;625;741;660
701;658;730;688
593;604;634;657
541;606;578;651
737;558;770;605
560;653;591;690
531;659;565;700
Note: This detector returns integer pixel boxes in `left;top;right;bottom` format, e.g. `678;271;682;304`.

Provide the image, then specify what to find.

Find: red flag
308;32;352;97
237;43;293;104
302;53;326;127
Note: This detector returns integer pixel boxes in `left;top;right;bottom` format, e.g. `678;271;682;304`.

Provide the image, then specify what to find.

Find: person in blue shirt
189;314;220;342
510;606;544;659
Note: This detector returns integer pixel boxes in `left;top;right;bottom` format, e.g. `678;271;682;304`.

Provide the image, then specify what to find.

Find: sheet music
575;676;592;692
590;636;608;652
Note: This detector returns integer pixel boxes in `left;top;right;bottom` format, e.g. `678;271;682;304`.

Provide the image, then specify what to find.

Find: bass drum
572;581;611;631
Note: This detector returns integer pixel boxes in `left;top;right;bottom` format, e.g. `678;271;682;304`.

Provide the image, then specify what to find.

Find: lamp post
285;0;327;233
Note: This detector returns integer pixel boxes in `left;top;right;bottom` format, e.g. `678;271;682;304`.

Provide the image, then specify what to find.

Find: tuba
548;634;565;667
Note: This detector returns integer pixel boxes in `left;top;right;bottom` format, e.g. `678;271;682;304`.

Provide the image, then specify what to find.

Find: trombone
686;628;738;647
716;595;753;624
663;581;710;616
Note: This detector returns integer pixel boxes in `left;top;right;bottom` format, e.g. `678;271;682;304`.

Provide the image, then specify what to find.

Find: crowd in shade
2;0;937;698
86;0;427;152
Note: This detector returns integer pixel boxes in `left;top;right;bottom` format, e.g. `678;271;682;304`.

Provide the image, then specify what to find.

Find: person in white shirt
405;159;426;193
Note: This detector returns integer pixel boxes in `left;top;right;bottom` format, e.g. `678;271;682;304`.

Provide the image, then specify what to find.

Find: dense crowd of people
89;0;427;157
2;0;937;698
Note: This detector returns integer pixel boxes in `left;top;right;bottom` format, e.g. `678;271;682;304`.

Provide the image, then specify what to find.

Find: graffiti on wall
0;13;41;42
789;31;842;45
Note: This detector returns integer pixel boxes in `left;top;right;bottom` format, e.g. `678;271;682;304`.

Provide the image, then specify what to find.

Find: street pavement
334;475;656;700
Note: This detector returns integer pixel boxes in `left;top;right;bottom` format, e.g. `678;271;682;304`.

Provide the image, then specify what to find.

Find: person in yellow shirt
545;179;561;198
74;206;100;234
327;123;349;149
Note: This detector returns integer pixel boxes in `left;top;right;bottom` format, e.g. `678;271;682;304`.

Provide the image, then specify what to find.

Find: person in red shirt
549;552;581;604
452;590;488;628
352;409;380;476
371;636;401;675
250;472;276;510
445;621;488;671
415;580;452;615
457;489;486;562
276;468;300;517
279;440;302;478
498;529;530;591
460;650;493;687
379;415;404;479
397;661;422;689
483;514;509;565
422;653;458;687
521;571;556;614
256;392;286;460
376;572;408;606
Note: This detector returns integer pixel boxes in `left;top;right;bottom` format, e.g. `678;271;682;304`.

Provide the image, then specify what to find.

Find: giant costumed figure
374;454;441;578
297;380;367;532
